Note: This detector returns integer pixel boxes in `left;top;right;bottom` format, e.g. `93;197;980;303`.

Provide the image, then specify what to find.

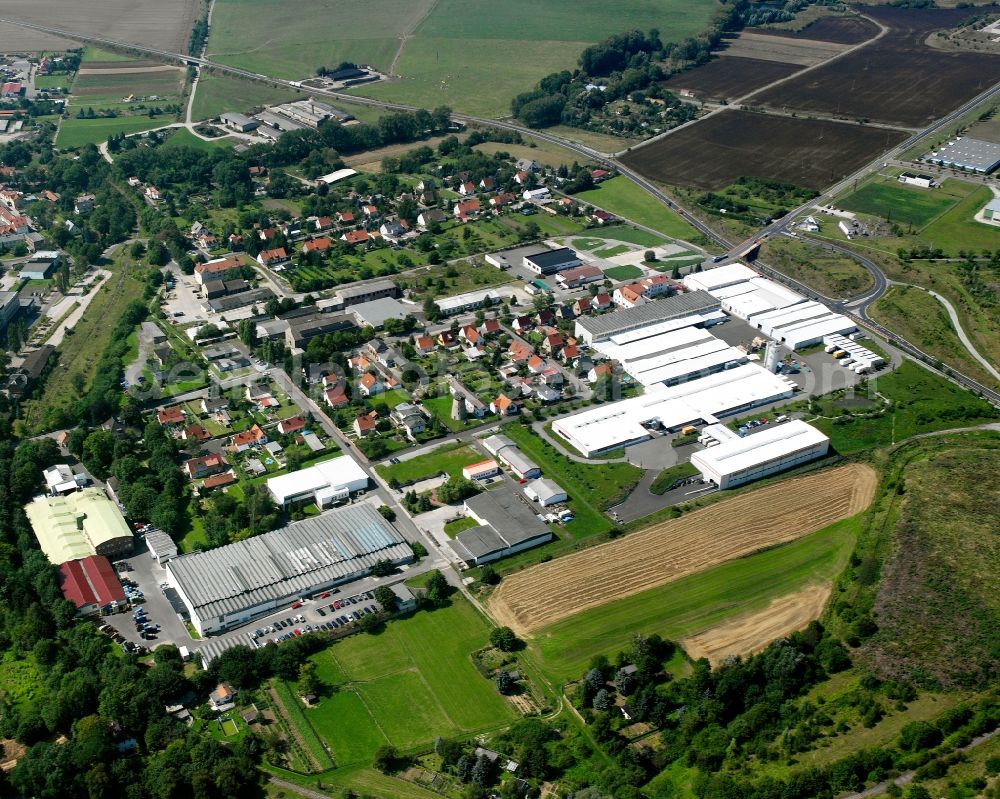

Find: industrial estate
0;1;997;799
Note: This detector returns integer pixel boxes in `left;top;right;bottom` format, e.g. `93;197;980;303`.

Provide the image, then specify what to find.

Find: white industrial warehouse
167;503;413;635
551;363;796;456
690;420;830;489
266;453;369;508
683;264;856;349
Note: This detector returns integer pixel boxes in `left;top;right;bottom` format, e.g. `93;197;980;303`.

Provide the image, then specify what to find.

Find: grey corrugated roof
577;290;720;339
452;524;506;559
465;486;549;546
337;279;397;300
497;447;539;477
168;504;411;621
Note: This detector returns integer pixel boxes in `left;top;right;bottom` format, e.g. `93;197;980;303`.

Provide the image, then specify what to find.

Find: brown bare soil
0;0;199;52
681;583;832;665
756;6;1000;127
751;15;880;45
662;57;801;102
720;32;848;65
620;109;906;191
77;64;180;75
489;464;876;634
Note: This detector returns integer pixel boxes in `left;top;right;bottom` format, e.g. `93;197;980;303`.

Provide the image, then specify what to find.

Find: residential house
200;396;230;414
257;247;289;268
324;383;349;409
508;340;533;363
183;423;211;443
592;292;612;311
556;264;603;289
490;192;517;209
542;332;563;353
614;282;647;309
454;198;481;221
416;178;435;193
459;325;481;345
561;343;580;363
479;176;497;192
457;181;476;197
184;453;227;480
379;218;409;240
591;209;615;225
437;329;458;349
336;210;355;225
230;424;267;452
535;385;560;403
358;372;384;397
203;472;237;491
314;216;334;231
536;309;554;326
515;158;542;173
209;683;235;710
526;354;546;375
588;363;613;383
391;403;427;439
512;315;533;334
464;344;486;361
574;297;592;316
479;318;501;337
513;171;530;186
144;186;162;202
362;204;379;218
417;208;447;228
156;406;185;427
277;416;305;436
540;366;563;387
74;194;95;214
491;393;519;415
303;237;332;254
591;169;610;183
413;335;435;356
353;411;377;437
341;229;370;246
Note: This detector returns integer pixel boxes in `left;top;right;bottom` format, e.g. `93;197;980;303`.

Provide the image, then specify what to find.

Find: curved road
4;15;998;404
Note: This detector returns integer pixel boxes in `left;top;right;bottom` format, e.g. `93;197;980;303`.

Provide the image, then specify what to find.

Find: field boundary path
624;12;891;156
886;280;1000;383
388;0;440;77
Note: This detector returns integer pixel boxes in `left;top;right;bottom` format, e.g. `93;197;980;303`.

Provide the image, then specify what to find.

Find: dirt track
488;464;876;635
681;583;832;665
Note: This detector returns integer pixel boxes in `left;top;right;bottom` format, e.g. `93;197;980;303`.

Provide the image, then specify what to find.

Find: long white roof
552;363;795;455
770;315;856;347
266;454;368;505
632;345;747;387
683;262;758;292
595;325;714;364
691;420;828;478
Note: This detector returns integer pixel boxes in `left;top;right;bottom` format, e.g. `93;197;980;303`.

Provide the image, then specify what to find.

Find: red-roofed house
341;229;370;245
157;406;185;427
183;423;211;443
527;354;546;374
414;335;435;355
324;384;349;408
480;318;501;336
508;340;533;362
359;372;384;397
337;210;355;224
512;315;533;333
230;424;267;452
58;556;125;614
543;332;564;353
303;237;333;254
561;343;580;363
591;168;610;182
278;416;305;436
589;363;613;382
459;325;480;345
490;393;519;415
437;329;458;348
203;472;237;491
314;216;334;231
257;247;289;267
353;411;378;437
184;453;227;479
592;293;612;311
454;198;481;220
458;181;476;196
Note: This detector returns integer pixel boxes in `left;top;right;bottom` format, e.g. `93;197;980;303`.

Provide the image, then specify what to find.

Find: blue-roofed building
166;503;413;635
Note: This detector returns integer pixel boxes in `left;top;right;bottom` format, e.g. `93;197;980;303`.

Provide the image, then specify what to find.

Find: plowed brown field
681;583;832;665
488;464;876;634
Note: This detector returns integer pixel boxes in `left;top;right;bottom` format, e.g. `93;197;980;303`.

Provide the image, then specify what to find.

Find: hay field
0;0;198;52
488;464;877;635
681;583;832;665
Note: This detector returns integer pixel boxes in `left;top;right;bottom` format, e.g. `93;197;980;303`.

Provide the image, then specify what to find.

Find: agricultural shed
166;503;413;635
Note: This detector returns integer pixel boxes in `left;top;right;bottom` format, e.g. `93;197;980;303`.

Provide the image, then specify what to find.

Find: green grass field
870;286;999;389
190;73;301;121
161;128;234;152
374;442;481;484
810;361;998;454
56;114;173;148
838;181;958;228
572;178;702;241
208;0;716;116
761;236;874;299
529;515;860;683
304;597;514;763
443;516;479;538
603;264;642;280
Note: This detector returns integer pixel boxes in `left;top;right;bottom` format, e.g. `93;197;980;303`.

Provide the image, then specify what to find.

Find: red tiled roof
203;472;236;489
59;556;125;609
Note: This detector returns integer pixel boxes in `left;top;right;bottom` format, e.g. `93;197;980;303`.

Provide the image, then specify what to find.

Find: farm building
574;291;722;345
925;137;1000;174
552;363;795;457
25;488;134;565
522;247;582;275
524;478;567;507
450;486;553;565
220;112;259;132
266;454;369;508
166;503;413;635
58;555;126;615
690;420;829;489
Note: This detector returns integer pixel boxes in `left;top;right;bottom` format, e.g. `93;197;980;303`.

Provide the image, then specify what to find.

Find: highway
3;14;997;404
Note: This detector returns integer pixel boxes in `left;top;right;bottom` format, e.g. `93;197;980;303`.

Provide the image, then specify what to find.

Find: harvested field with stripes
488;464;877;635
